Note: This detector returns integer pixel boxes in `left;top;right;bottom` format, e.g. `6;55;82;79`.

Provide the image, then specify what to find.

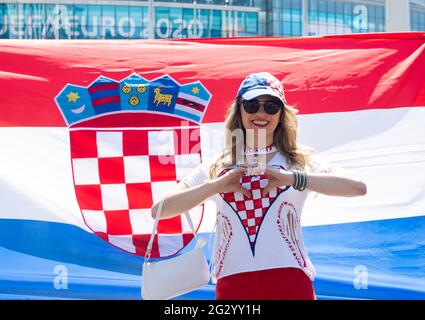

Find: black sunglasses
240;98;283;115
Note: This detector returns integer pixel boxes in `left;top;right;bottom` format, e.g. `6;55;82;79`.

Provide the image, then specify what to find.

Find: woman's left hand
262;167;294;197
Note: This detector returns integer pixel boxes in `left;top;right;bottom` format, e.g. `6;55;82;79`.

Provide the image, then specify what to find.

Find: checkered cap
70;127;203;258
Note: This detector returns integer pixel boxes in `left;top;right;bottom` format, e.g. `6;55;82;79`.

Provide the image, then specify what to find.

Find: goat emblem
153;88;173;108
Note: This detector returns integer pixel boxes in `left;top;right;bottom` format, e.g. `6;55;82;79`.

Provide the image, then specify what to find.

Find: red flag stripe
1;34;425;127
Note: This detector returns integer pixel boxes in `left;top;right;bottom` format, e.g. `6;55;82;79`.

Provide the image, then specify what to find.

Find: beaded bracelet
292;170;308;191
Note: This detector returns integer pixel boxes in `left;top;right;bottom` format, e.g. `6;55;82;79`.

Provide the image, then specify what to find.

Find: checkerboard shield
70;122;204;258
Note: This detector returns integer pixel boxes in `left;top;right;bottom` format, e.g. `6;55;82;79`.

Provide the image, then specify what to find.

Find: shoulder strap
144;198;199;265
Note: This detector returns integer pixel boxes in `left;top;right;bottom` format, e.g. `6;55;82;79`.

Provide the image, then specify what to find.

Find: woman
151;72;367;300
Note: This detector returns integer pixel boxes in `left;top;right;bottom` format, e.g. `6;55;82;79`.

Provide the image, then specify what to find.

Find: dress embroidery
214;212;233;279
276;201;313;276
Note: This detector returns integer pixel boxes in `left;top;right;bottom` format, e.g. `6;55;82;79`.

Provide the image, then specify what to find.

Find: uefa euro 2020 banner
0;34;424;299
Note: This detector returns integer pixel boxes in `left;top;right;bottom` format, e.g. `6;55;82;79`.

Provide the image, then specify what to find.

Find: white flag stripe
0;107;424;230
175;104;204;118
82;210;107;233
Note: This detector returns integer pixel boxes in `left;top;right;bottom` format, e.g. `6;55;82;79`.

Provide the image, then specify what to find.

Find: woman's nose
257;104;267;114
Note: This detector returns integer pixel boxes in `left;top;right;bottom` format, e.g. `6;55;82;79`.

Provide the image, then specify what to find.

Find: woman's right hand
211;167;251;198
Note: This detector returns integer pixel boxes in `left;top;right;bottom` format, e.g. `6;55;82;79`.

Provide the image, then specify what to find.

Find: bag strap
144;198;199;265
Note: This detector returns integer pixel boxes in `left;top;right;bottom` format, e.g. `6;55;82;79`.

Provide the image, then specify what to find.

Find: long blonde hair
209;98;315;178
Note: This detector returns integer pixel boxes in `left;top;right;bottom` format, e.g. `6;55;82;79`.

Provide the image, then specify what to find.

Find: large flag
0;33;424;299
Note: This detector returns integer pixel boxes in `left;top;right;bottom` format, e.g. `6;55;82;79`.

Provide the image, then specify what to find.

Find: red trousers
216;267;316;300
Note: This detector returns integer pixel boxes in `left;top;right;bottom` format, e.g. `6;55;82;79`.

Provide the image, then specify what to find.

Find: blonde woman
151;72;367;300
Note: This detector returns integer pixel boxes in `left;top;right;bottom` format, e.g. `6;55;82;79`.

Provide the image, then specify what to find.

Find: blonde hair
209;98;316;178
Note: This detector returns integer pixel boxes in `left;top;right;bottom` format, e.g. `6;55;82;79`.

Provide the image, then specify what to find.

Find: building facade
0;0;424;40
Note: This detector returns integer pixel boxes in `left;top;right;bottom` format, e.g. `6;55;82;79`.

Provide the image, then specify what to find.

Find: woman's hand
262;166;294;197
212;167;252;198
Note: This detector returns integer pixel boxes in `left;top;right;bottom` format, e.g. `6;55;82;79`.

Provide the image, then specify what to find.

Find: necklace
243;144;277;156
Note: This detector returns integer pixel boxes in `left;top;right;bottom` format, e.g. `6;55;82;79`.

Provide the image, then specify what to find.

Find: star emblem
66;91;80;103
191;86;200;95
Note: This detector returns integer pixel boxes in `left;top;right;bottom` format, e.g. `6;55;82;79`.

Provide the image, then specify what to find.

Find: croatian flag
0;33;424;299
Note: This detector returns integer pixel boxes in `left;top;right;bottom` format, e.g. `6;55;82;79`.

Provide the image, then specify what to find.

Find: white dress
182;152;334;283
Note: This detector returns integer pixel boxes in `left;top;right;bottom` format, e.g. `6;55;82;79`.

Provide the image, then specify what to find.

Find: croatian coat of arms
55;73;211;258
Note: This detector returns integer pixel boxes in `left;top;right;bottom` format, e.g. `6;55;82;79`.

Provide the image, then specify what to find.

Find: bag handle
144;197;200;265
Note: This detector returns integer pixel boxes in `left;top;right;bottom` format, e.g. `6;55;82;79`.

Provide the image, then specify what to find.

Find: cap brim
241;88;285;103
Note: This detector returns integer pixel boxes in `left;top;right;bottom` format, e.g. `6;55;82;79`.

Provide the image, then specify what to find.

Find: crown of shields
55;74;212;258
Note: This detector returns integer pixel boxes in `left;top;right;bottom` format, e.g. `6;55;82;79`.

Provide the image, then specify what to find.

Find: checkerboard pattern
70;127;203;258
220;173;282;254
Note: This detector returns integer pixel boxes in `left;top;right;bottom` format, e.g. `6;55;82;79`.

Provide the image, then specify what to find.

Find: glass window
88;5;101;26
83;5;101;39
73;4;87;39
115;6;129;39
327;1;336;25
141;6;149;39
4;3;17;17
21;5;32;38
234;11;244;36
292;21;301;36
156;7;171;39
197;9;210;38
309;0;318;12
101;5;115;39
246;12;258;34
292;0;301;10
0;4;8;39
169;7;182;22
410;12;415;30
414;11;425;31
283;21;291;36
376;6;385;31
102;5;115;19
183;8;195;38
282;8;291;22
308;0;318;23
15;4;31;39
5;3;18;39
210;9;222;37
292;8;301;23
318;0;326;24
282;0;290;10
129;5;143;39
169;7;182;38
420;13;425;30
376;6;384;20
367;5;375;31
117;6;129;23
44;4;58;39
343;2;352;30
335;1;344;29
53;4;73;39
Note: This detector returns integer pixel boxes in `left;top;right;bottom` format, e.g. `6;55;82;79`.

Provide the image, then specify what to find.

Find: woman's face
240;95;282;144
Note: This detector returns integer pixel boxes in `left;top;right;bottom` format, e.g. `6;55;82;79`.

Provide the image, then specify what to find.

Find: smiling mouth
251;120;269;128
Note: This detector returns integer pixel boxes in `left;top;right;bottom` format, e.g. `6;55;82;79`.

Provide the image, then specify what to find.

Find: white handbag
141;199;211;300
